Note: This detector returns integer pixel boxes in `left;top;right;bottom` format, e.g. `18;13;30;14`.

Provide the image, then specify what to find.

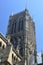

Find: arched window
29;55;34;65
14;22;16;33
18;18;23;32
11;22;14;34
21;19;23;30
19;47;23;57
14;38;18;49
3;45;5;49
14;57;15;60
18;21;20;32
11;21;17;33
12;54;14;59
0;42;2;47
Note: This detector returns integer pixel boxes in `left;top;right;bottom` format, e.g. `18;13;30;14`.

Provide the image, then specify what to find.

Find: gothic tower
6;9;37;65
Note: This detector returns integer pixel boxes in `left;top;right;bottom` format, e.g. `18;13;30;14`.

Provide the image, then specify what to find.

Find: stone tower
6;9;37;65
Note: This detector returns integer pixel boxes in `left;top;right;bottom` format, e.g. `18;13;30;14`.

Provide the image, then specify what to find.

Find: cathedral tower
6;9;37;65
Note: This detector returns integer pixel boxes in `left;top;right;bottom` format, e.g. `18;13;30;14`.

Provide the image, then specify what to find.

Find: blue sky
0;0;43;53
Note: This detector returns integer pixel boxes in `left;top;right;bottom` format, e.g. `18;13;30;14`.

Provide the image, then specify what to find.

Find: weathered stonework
6;9;37;65
0;33;21;65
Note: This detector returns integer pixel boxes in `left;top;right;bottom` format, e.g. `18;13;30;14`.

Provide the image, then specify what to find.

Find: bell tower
6;9;37;65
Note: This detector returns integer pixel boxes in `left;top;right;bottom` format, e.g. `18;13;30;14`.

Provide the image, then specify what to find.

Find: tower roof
10;9;29;19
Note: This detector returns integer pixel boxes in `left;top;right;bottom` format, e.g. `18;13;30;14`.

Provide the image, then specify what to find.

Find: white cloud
37;53;42;64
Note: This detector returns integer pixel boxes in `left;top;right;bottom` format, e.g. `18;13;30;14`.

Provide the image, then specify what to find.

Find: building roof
12;47;22;60
0;33;21;64
0;33;8;44
9;9;30;20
